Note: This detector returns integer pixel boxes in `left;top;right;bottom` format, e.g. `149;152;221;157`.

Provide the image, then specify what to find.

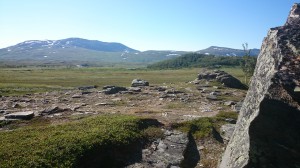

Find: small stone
224;101;235;106
72;94;82;98
112;98;122;101
131;79;149;87
81;91;92;95
200;89;207;93
206;95;218;100
198;146;205;150
12;104;22;108
78;85;96;90
96;102;113;106
156;86;167;92
210;91;220;96
103;85;115;89
42;106;65;115
128;87;142;92
225;118;236;124
165;89;184;94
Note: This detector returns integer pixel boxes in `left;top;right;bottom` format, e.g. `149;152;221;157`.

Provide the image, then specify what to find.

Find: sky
0;0;298;51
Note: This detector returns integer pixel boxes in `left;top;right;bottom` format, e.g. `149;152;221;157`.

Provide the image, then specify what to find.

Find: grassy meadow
0;67;245;96
0;66;245;167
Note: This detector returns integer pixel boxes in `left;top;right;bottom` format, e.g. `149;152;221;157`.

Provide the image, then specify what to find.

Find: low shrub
172;111;238;139
0;115;146;168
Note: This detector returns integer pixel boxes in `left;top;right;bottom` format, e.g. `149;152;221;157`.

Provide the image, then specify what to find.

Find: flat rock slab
4;111;34;120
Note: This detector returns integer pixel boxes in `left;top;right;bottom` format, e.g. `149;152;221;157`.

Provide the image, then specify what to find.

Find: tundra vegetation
0;64;248;167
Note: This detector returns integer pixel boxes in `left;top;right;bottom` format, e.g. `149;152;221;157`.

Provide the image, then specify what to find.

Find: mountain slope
148;53;246;69
6;38;138;53
197;46;260;56
0;38;186;66
0;38;260;66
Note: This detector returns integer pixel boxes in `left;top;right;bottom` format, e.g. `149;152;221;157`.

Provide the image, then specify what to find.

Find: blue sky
0;0;298;51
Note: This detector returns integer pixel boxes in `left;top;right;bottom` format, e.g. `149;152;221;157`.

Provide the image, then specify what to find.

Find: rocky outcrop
198;70;247;89
220;4;300;168
127;130;189;168
103;86;127;94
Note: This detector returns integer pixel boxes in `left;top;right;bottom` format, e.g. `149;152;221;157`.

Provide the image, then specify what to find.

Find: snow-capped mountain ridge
0;38;260;66
10;38;138;53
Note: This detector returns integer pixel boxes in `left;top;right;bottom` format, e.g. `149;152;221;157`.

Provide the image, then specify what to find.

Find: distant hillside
147;53;246;69
0;38;260;67
7;38;138;52
197;46;260;56
0;38;186;66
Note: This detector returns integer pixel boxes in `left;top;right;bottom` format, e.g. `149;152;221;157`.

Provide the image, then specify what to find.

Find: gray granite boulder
131;79;149;87
220;4;300;168
198;70;247;89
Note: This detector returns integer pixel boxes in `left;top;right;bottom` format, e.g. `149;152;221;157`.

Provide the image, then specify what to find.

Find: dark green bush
0;115;144;168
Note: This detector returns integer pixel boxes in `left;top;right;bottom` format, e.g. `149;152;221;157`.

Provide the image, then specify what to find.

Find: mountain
0;38;260;67
5;38;138;53
0;38;186;66
197;46;260;56
147;53;248;69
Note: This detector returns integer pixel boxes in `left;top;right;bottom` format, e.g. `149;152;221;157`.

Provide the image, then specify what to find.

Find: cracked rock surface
126;130;188;168
220;3;300;168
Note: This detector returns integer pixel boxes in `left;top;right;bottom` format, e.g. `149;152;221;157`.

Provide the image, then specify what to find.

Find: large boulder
198;70;247;89
220;4;300;168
